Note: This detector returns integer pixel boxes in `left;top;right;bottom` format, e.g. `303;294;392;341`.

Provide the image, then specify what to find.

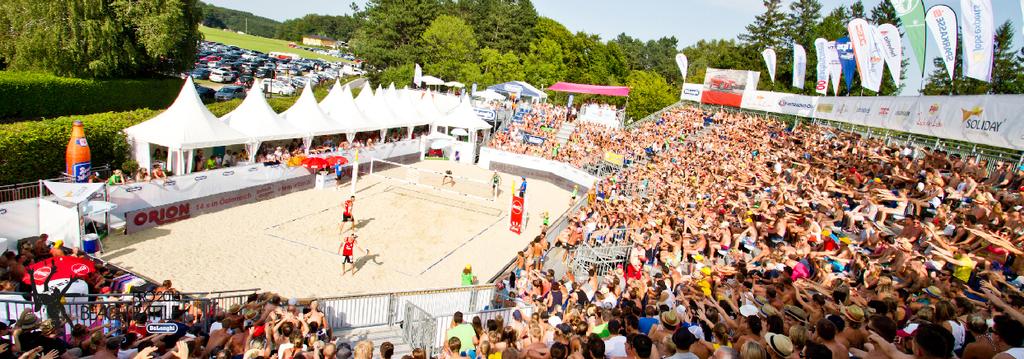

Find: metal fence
487;194;588;284
568;241;634;280
0;165;113;203
316;284;496;329
0;288;256;332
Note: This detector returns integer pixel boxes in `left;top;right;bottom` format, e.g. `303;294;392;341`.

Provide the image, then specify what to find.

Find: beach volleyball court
99;160;571;298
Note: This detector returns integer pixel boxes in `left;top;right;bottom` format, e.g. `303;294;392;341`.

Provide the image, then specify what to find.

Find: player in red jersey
340;196;356;234
337;233;367;276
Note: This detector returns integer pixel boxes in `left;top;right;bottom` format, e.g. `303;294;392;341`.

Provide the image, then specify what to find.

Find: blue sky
205;0;1024;95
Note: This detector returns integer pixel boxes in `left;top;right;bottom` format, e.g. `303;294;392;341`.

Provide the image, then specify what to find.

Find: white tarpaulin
42;181;104;205
37;199;80;248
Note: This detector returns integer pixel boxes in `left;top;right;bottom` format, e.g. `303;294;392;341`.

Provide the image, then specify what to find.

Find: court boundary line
418;213;509;275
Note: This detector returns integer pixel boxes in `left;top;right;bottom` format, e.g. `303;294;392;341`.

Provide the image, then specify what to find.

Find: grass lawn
199;26;351;63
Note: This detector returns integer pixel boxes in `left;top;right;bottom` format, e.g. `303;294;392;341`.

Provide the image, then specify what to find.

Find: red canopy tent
547;82;630;97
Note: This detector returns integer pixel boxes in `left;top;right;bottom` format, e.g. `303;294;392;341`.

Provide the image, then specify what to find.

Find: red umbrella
22;256;96;285
325;156;348;166
302;157;330;170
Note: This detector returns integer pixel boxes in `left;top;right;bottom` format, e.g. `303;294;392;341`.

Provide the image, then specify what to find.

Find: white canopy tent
221;80;305;162
472;89;506;101
124;77;251;174
433;96;491;164
411;90;446;124
320;81;380;134
355;83;400;140
420;75;445;86
384;83;428;129
444;81;465;88
281;79;340;152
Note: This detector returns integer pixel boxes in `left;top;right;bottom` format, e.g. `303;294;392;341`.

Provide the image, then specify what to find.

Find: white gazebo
221;80;306;162
433;96;492;164
124;77;251;175
420;75;445;86
384;83;428;137
281;79;340;152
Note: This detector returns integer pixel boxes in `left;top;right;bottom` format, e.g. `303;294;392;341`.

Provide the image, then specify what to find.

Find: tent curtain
245;142;261;163
302;136;313;154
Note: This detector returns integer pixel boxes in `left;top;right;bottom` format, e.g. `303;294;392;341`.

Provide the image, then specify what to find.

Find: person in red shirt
340;196;356;235
338;234;366;276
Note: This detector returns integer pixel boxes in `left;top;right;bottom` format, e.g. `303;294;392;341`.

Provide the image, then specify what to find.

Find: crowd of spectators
468;103;1024;359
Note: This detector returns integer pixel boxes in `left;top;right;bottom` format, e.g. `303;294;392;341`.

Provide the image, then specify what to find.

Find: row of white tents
124;77;492;175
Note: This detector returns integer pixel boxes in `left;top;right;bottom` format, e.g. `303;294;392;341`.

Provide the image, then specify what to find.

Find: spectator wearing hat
650;310;679;353
765;333;794;359
838;305;866;351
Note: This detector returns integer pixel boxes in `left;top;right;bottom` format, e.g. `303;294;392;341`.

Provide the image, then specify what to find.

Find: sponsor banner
826;41;842;95
675;53;688;82
762;49;777;83
522;134;546;145
960;0;994;82
792;44;807;89
509;195;524;235
848;19;884;92
836;37;856;93
603;152;625;167
473;107;497;122
926;5;959;80
701;68;759;107
477;148;598;189
876;24;903;88
890;0;928;74
810;95;1024;150
680;83;703;102
741;91;818;117
814;38;829;95
125;175;313;234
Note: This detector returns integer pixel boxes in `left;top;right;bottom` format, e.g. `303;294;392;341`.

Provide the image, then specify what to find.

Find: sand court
100;160;571;298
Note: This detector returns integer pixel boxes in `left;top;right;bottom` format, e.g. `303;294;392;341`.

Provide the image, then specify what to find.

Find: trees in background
0;0;201;78
198;2;281;38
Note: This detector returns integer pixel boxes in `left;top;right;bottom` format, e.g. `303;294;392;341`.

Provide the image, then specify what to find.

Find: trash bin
82;233;100;254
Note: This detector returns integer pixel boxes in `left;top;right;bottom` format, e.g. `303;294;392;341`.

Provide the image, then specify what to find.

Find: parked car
267;80;296;96
254;68;273;78
209;68;236;83
190;68;211;80
215;86;247;101
234;75;254;87
195;85;216;103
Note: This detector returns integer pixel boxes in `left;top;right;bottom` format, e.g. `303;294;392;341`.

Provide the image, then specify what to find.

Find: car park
195;85;216;103
190;68;211;80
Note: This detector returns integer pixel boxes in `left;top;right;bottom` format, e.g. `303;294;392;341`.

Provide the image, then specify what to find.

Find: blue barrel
82;234;99;253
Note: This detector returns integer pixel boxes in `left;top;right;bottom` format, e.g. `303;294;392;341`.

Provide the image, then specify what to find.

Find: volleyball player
340;196;356;234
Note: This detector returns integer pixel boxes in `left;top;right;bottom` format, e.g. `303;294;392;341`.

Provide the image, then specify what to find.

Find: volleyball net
367;159;495;202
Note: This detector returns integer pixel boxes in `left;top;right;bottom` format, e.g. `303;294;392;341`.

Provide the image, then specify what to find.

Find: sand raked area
100;160;571;298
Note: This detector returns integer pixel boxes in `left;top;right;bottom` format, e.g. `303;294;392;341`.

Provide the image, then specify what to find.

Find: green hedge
0;78;356;185
0;72;183;121
0;110;159;185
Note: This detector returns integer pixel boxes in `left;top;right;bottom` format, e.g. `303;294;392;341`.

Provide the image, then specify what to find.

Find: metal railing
0;288;257;332
426;306;536;357
487;194;588;284
402;302;437;354
569;241;633;280
315;284;496;329
0;165;113;203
